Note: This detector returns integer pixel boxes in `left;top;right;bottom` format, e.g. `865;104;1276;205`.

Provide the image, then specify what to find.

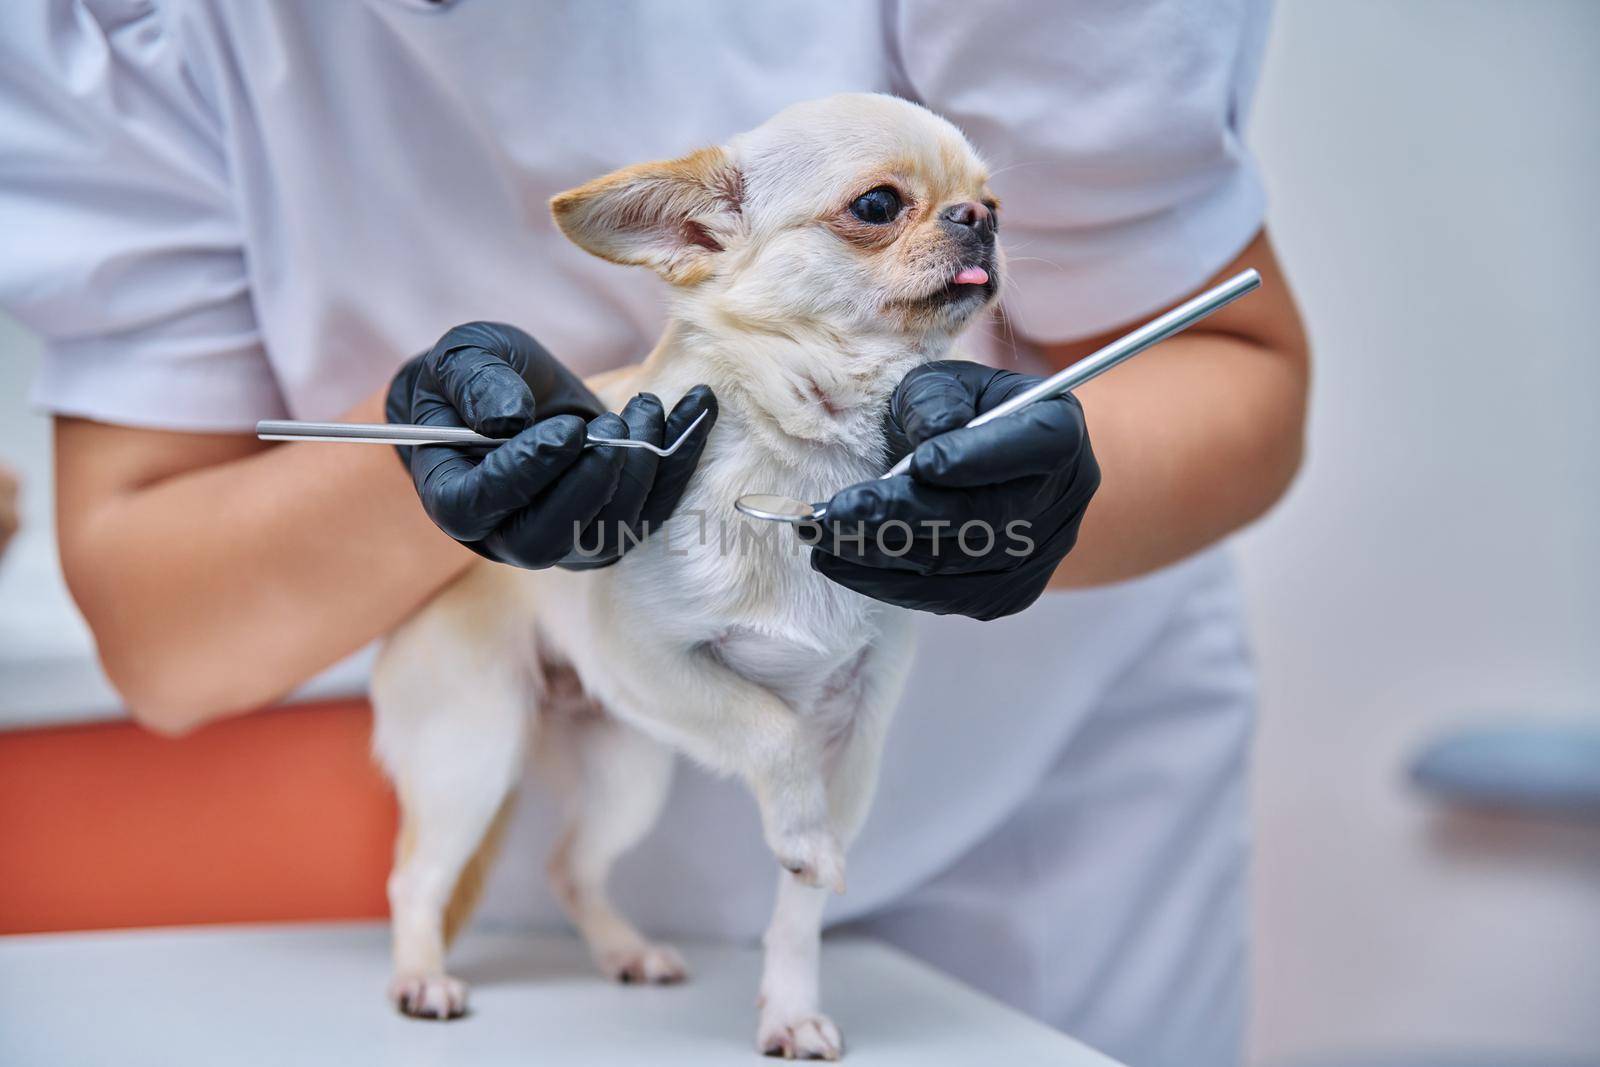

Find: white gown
0;3;1271;1064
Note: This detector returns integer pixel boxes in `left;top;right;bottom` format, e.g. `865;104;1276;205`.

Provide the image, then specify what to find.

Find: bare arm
1045;229;1311;588
0;462;17;560
55;387;474;735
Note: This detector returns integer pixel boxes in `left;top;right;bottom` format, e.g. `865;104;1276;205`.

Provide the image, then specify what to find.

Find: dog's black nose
940;200;995;241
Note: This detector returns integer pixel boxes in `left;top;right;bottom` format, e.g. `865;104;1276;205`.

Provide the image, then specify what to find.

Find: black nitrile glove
808;360;1099;620
387;321;717;569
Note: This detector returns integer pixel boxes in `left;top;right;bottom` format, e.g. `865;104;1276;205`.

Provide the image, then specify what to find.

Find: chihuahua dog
371;93;1002;1059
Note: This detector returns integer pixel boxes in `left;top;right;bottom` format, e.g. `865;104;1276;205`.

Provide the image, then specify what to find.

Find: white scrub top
0;4;1269;1065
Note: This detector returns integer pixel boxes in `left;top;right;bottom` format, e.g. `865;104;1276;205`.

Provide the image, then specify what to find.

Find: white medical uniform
0;3;1269;1064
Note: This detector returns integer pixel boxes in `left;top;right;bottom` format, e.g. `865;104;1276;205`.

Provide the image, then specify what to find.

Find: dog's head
551;94;1001;444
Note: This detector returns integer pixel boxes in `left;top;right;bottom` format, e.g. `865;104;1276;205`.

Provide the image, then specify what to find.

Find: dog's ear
550;146;743;285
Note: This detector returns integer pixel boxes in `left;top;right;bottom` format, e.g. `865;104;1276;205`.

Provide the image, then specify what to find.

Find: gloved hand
808;360;1099;620
387;321;717;569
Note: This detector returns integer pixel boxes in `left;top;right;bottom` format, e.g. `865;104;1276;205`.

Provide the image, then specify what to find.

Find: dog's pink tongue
953;266;990;286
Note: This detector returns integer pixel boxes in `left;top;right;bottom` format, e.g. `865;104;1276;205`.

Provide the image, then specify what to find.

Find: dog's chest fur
523;321;932;736
610;403;891;713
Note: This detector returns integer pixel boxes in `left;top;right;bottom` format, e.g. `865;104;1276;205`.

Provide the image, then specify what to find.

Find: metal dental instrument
735;267;1263;525
257;409;709;457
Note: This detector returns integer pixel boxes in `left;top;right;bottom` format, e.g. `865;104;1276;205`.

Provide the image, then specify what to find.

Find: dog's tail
393;792;517;949
445;792;515;947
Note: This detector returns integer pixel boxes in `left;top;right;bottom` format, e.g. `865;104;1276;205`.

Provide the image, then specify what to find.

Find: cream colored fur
371;93;1001;1058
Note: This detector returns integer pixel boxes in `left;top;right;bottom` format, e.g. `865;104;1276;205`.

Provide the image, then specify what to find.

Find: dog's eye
850;187;903;225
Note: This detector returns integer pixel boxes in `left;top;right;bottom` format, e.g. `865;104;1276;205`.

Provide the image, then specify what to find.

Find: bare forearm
56;389;473;733
1050;334;1305;586
0;463;17;561
1045;231;1310;588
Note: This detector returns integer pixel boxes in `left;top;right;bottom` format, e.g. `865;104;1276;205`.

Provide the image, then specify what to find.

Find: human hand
809;360;1099;620
386;321;716;569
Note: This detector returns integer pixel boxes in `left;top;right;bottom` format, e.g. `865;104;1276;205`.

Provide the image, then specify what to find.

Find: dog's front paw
774;830;847;894
758;1011;844;1060
597;942;689;985
388;972;468;1020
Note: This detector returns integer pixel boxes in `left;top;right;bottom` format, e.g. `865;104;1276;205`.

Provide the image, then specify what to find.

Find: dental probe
256;409;708;458
734;267;1263;525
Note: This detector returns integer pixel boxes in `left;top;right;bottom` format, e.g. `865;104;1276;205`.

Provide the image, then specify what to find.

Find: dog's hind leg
371;568;534;1020
543;711;685;984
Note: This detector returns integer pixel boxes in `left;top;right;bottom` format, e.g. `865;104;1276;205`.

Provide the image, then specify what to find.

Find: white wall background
1;2;1597;1063
1239;1;1600;1063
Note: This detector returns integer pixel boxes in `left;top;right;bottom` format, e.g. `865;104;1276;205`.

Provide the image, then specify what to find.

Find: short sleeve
0;0;285;430
890;0;1272;342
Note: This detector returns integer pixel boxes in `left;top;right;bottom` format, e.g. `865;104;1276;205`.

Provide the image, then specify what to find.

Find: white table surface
0;922;1118;1066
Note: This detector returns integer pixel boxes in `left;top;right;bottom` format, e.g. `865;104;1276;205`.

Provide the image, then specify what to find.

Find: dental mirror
733;494;829;524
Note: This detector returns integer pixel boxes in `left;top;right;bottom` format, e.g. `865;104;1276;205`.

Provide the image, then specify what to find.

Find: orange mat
0;700;397;934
